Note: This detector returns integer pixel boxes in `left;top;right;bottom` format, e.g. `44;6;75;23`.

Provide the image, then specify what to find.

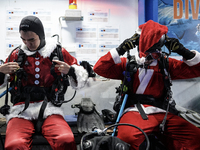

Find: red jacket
94;48;200;114
6;47;77;88
1;40;88;122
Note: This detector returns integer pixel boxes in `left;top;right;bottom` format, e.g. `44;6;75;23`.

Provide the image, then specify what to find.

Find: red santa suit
94;20;200;150
0;39;88;150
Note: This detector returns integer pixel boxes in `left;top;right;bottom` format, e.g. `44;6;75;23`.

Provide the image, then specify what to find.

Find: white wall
0;0;138;117
0;0;138;61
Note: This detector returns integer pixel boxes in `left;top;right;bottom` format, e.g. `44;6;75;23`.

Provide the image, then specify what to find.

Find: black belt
126;94;179;119
126;94;160;107
136;101;148;120
12;86;51;104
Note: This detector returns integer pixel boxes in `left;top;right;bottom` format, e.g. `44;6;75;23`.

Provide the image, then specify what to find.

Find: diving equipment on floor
177;105;200;127
79;123;150;150
72;98;105;133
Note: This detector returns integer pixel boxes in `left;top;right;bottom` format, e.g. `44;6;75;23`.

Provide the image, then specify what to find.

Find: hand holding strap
165;37;195;60
116;33;140;56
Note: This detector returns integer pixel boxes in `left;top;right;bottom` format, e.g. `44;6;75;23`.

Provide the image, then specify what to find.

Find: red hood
138;20;168;57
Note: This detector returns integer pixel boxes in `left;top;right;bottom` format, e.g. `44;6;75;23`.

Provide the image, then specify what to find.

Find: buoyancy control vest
2;44;71;133
114;54;179;122
9;44;69;109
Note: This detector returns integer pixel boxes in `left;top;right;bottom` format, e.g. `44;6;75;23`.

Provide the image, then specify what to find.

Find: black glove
116;33;140;56
165;38;195;60
80;61;96;77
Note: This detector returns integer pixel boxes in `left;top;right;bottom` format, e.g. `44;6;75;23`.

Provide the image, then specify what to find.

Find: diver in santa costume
93;20;200;150
0;16;88;150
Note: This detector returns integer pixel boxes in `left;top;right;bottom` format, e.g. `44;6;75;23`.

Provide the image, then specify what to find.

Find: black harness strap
124;54;175;123
50;44;63;78
17;49;27;67
136;101;148;120
49;44;70;106
35;44;65;133
124;55;149;120
18;94;30;115
35;96;48;133
158;54;174;133
0;46;21;116
13;49;29;114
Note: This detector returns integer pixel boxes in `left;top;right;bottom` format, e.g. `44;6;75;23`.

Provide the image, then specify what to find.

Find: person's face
20;30;40;51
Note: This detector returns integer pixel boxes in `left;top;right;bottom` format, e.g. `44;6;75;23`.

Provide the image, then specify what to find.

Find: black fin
76;98;105;133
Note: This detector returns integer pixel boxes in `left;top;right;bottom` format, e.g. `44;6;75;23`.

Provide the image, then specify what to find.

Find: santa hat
137;20;168;58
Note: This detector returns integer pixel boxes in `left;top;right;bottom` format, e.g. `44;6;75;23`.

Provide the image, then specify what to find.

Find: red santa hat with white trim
136;20;168;58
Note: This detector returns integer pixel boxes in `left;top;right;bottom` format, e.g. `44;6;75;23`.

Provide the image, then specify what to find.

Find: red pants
117;111;200;150
5;114;77;150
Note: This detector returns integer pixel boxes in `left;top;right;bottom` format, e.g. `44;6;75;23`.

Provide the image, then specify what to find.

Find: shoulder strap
123;55;138;93
56;44;64;61
158;54;176;133
17;49;27;67
159;54;171;88
50;44;64;78
0;46;23;116
49;44;63;61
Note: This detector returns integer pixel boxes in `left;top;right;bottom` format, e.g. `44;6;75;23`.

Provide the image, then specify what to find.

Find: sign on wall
158;0;200;55
5;7;52;57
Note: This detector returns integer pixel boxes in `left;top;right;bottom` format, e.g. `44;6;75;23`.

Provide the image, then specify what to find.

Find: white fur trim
39;39;57;58
183;50;200;66
135;27;142;35
110;48;121;64
6;101;64;123
124;105;166;115
21;38;57;58
69;65;88;90
21;43;35;56
135;55;146;64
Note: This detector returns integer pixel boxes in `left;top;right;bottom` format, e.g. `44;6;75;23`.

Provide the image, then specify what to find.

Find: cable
80;132;97;150
62;90;76;103
103;123;150;150
80;123;150;150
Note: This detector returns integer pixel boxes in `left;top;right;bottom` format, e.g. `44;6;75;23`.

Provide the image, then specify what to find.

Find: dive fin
76;98;105;133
